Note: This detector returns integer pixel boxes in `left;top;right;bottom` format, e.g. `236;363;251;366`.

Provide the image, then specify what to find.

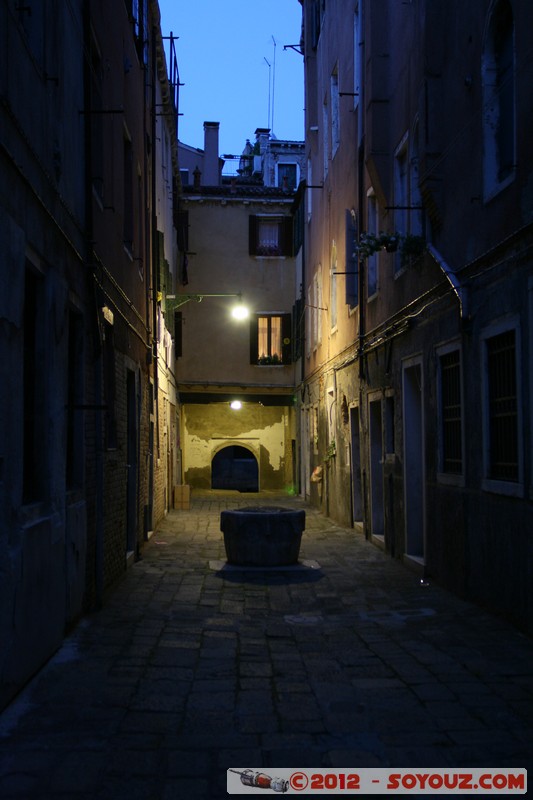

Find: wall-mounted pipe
427;243;469;319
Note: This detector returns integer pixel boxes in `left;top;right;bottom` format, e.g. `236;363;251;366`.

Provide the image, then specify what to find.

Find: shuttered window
345;209;358;307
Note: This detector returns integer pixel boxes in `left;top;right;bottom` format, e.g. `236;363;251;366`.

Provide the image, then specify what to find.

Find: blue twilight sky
158;0;305;158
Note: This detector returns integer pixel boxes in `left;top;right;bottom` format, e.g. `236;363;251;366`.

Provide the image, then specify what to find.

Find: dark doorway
211;446;259;492
126;370;138;554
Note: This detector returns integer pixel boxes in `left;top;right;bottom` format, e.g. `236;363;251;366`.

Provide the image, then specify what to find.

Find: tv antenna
264;57;271;131
271;36;277;134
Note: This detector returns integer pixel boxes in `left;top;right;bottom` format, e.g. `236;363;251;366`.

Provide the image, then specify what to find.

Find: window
126;0;148;63
89;34;104;201
410;125;423;236
174;311;183;358
330;240;337;329
311;0;322;49
485;329;519;482
353;6;361;110
331;68;340;157
345;208;358;308
250;314;292;365
322;99;329;178
306;286;312;358
393;135;408;274
103;321;117;449
180;169;190;185
367;189;378;297
123;133;133;254
438;348;463;476
385;394;395;455
292;297;304;362
23;266;47;503
307;158;313;222
277;163;298;190
249;215;293;257
314;270;322;347
66;310;84;490
482;0;515;198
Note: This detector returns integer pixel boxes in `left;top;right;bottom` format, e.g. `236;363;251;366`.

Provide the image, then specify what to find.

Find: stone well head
220;507;306;566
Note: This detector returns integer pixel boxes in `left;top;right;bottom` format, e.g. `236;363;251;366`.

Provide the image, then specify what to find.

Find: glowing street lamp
231;303;249;321
165;292;249;320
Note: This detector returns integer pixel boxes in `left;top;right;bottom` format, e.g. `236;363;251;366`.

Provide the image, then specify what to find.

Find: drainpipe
427;243;469;320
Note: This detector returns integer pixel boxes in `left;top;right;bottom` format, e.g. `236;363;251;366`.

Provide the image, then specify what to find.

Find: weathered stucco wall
183;403;294;490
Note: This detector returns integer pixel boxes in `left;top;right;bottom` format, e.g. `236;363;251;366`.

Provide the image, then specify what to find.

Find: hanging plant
399;233;426;266
355;231;426;265
325;440;337;461
356;231;401;259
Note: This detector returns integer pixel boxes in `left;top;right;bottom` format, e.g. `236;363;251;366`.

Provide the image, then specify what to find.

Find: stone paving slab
0;490;531;799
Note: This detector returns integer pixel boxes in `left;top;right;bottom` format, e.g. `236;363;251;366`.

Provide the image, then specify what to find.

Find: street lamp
165;292;249;320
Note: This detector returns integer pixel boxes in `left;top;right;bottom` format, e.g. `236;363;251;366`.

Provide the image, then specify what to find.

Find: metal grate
487;330;518;481
440;350;462;474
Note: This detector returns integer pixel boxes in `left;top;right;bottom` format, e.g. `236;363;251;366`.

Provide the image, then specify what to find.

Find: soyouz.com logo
227;768;527;794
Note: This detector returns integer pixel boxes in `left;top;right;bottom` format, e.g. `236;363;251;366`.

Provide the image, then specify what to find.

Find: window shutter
249;316;259;363
292;299;303;361
281;313;292;364
177;211;189;252
281;216;294;256
345;209;358;307
174;311;182;357
156;230;165;293
249;215;258;255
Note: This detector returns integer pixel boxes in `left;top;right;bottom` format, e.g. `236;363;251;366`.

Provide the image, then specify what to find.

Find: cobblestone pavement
0;491;531;799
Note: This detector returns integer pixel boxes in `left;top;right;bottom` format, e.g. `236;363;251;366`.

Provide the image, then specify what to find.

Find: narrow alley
0;492;531;799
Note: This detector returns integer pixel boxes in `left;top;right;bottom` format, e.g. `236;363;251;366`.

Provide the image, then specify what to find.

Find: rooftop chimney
203;121;220;186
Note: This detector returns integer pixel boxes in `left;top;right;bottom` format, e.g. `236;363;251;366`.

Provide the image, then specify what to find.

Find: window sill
482;478;523;498
253;255;287;261
437;472;465;488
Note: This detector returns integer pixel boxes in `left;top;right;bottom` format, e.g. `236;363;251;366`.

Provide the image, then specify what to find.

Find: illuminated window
250;314;292;365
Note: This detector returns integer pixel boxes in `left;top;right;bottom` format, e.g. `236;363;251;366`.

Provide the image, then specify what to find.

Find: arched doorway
211;445;259;492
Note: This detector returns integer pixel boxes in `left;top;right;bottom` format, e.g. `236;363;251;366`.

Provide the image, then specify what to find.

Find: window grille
440;350;462;474
487;330;518;481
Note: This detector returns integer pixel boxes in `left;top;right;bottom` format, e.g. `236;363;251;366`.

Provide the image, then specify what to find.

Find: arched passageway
211;446;259;492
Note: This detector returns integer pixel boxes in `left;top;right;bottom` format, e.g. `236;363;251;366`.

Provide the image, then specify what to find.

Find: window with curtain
249;215;293;257
250;314;292;365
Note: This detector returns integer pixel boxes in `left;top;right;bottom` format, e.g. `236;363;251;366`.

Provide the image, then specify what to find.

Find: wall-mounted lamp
165;292;249;319
231;303;249;321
